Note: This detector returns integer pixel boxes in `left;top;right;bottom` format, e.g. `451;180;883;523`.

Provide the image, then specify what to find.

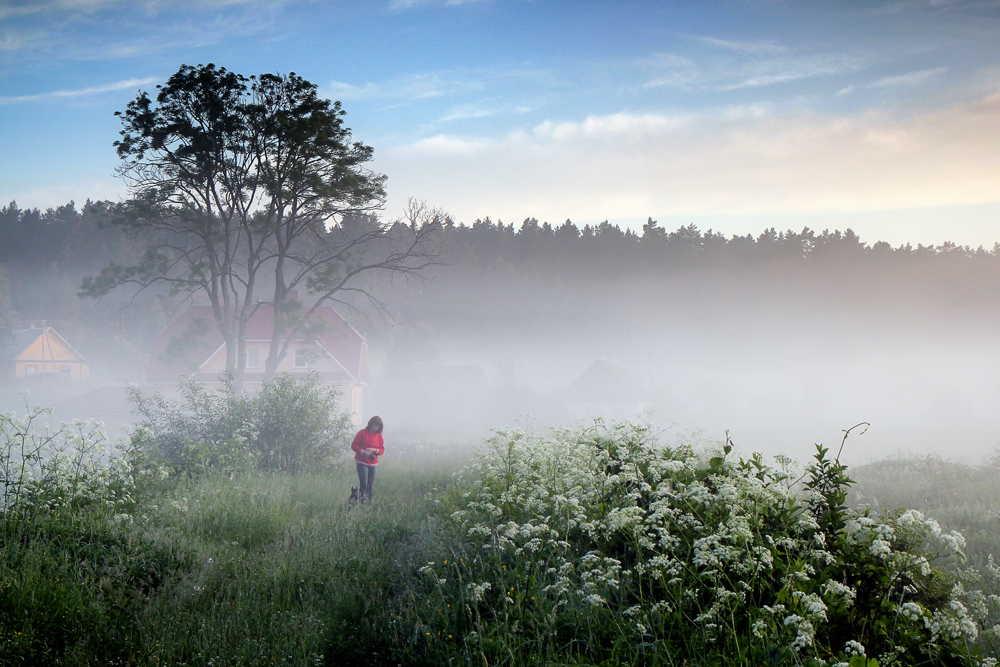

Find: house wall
350;384;364;427
15;360;89;380
199;341;349;375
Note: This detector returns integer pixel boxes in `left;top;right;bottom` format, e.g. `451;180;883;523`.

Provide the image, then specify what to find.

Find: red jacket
352;428;385;466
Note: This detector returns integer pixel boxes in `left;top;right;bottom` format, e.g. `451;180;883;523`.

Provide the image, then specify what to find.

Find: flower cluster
412;421;987;667
0;404;151;517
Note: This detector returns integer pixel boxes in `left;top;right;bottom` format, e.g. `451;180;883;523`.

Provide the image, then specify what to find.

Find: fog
368;329;1000;466
1;201;996;467
366;258;1000;467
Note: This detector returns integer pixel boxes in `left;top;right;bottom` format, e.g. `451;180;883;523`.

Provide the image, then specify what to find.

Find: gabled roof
146;304;367;383
0;327;87;364
562;359;644;404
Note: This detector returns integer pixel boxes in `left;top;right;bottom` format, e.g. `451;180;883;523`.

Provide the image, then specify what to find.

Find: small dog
348;485;360;509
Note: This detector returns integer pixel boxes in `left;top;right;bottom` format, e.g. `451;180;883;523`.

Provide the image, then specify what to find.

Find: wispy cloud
865;0;966;15
637;46;864;94
439;104;496;122
717;55;864;91
325;72;484;103
0;3;49;21
0;76;157;104
867;66;948;88
325;80;381;100
0;0;290;59
641;53;701;89
694;35;787;56
0;29;46;51
388;0;488;9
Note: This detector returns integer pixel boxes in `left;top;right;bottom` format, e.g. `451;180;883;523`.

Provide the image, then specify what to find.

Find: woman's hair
367;415;383;433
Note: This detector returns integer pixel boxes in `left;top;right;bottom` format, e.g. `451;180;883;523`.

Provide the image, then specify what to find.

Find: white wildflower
898;602;923;622
822;580;856;607
467;582;491;602
844;640;866;656
869;539;892;558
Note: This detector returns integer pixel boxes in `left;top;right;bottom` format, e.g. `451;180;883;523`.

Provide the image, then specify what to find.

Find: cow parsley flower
844;640;866;656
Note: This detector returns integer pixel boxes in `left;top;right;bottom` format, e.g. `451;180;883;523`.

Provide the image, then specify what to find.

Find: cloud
641;53;701;89
325;80;381;100
0;0;290;60
396;134;493;156
865;0;966;15
439;104;497;122
377;90;1000;226
324;72;484;104
438;101;532;123
637;47;864;93
0;29;46;51
0;76;157;104
867;66;948;88
694;36;787;56
717;55;864;91
0;0;286;19
388;0;488;9
0;3;48;20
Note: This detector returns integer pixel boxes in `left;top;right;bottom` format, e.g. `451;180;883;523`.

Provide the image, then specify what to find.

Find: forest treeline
0;199;996;374
391;213;1000;338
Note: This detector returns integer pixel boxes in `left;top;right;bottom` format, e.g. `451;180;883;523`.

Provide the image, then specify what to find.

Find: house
1;325;90;380
146;304;369;424
560;358;647;421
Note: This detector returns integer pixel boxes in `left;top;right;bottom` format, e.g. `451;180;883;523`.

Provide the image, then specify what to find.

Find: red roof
146;304;368;384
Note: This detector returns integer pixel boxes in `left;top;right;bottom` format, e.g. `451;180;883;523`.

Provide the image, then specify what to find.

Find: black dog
348;485;360;509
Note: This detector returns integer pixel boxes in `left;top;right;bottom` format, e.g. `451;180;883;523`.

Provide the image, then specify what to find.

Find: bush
130;372;353;476
401;421;991;667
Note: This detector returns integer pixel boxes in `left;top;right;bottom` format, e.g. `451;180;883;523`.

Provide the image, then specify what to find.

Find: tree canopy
82;63;438;384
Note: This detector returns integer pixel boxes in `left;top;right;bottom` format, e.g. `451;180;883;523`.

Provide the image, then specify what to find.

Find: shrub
130;372;353;476
402;421;990;667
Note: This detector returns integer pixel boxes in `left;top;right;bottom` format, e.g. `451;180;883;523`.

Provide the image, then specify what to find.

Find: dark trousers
356;462;376;502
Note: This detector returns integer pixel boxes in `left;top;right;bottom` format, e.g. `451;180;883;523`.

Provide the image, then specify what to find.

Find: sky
2;0;1000;247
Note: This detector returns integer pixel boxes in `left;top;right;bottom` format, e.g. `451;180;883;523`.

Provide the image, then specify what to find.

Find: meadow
1;384;999;666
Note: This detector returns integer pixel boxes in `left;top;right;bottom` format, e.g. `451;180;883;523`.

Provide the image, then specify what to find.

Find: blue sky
2;0;1000;246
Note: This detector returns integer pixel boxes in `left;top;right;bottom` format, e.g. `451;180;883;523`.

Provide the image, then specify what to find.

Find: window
59;365;71;377
294;348;316;368
25;365;37;377
245;348;260;369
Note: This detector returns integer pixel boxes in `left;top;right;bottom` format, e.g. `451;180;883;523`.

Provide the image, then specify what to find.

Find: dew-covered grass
3;409;1000;666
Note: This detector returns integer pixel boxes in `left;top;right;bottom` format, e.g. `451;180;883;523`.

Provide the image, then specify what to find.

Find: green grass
0;460;458;666
4;437;1000;667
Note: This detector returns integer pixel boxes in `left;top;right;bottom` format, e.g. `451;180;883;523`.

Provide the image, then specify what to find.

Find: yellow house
3;326;90;380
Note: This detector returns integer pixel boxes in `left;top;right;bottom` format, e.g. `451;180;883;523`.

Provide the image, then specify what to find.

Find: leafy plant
129;372;353;476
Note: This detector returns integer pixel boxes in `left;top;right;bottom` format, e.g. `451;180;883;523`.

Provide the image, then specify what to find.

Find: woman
351;416;384;503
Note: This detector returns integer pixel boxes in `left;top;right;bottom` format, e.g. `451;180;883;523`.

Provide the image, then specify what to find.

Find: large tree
82;64;439;385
